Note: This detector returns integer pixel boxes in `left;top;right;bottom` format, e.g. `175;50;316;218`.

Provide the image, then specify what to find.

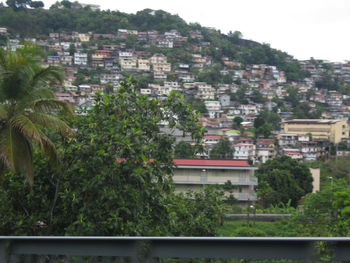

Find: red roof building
172;159;257;202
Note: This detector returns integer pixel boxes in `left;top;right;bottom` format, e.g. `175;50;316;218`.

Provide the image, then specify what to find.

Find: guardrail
1;236;350;262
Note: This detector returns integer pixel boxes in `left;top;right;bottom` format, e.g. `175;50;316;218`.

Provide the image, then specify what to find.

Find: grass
218;220;284;237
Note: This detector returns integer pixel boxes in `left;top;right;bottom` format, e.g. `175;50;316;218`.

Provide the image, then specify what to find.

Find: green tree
191;99;207;114
285;86;300;107
233;116;243;128
255;123;273;138
210;138;234;159
231;87;248;104
0;46;73;184
174;141;195;158
292;102;322;119
286;180;348;237
254;110;280;137
250;89;266;103
168;186;224;236
333;188;350;235
256;156;313;207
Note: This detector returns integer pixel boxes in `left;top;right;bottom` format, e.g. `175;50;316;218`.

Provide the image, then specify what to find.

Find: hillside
0;2;308;81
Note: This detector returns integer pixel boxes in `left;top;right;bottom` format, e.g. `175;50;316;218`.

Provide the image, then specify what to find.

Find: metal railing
1;236;350;262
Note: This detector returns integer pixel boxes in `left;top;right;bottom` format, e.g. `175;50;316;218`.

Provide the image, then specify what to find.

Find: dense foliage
0;79;226;236
254;110;281;138
174;141;195;158
256;156;313;207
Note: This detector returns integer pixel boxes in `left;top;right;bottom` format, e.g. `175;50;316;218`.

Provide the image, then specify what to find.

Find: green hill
0;1;309;81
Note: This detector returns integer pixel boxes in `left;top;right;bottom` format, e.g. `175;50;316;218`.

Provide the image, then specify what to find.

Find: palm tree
0;46;74;184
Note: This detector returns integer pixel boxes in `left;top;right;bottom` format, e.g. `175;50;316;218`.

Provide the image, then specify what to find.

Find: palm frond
0;48;8;69
30;66;63;89
27;112;74;138
0;126;14;171
30;87;56;99
0;124;34;184
31;98;74;116
1;55;35;101
0;159;5;184
12;128;34;185
39;134;61;171
16;43;45;64
10;114;45;144
9;114;60;171
0;104;8;120
17;87;55;111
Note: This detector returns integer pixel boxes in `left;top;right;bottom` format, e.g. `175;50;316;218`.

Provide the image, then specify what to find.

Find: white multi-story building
196;83;215;100
237;104;260;116
204;101;221;112
233;143;256;161
100;74;121;84
277;133;299;148
74;52;88;66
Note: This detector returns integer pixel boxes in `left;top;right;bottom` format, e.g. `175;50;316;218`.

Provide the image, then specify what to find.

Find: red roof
286;152;302;155
239;138;253;142
173;159;250;167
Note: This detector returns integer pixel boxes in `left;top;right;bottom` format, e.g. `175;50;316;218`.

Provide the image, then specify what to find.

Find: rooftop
173;159;251;167
283;119;344;124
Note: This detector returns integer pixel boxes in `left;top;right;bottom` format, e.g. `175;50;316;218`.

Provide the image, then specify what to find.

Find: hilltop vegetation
0;1;308;81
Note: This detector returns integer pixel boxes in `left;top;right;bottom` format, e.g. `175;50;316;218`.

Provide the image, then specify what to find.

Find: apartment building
282;119;349;143
233;143;256;161
138;58;151;71
172;159;257;202
74;52;88;66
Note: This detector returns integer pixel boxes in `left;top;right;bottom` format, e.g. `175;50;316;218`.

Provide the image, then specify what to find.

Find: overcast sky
42;0;350;62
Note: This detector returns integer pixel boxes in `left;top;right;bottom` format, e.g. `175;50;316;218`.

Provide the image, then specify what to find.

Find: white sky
42;0;350;62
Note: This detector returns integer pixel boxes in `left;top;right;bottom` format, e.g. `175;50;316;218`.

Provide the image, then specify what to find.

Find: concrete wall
310;168;320;193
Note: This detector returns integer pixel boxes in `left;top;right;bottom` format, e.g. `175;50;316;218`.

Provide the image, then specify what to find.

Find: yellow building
172;159;257;202
78;33;91;42
282;119;349;143
119;57;137;71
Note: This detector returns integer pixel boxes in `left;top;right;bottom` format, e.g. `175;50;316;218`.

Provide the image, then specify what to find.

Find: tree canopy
174;141;195;158
256;156;313;207
210;138;234;159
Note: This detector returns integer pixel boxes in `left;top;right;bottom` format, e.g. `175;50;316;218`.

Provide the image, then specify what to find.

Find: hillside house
233;143;256;161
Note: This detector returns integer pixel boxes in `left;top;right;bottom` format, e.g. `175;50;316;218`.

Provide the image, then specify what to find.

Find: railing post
0;240;6;263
